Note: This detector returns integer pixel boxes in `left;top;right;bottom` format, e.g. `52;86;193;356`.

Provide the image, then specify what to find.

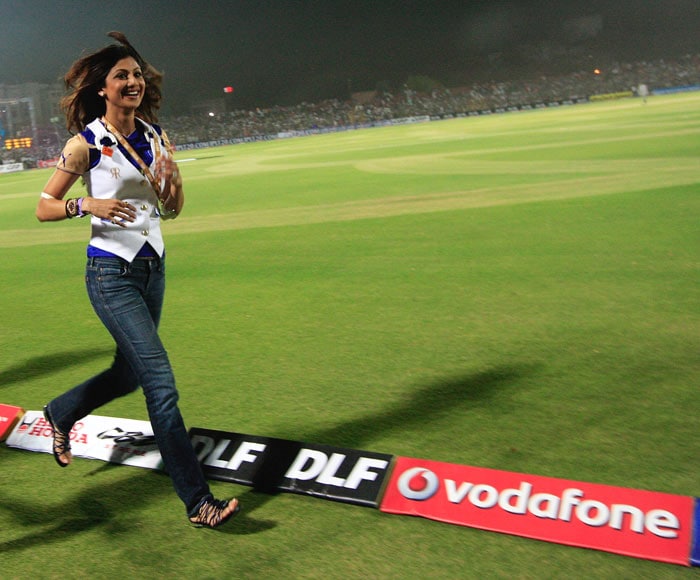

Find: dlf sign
190;428;392;507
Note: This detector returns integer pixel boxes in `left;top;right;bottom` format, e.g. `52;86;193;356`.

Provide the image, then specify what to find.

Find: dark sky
1;0;698;112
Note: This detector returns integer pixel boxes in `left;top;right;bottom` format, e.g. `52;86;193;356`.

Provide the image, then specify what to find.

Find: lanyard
101;117;163;198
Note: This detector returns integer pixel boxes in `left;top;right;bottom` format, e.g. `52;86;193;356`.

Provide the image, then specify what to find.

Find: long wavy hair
61;32;163;133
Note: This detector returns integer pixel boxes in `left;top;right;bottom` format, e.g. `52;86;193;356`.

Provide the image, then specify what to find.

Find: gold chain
101;117;162;199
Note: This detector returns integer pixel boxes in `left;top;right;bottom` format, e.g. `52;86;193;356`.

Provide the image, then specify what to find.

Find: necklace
101;116;177;220
102;116;162;198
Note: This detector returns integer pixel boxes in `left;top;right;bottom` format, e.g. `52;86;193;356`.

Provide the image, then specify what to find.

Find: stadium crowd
160;54;700;147
4;53;700;165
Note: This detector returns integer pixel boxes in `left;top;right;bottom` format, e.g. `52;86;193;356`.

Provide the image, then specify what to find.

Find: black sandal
43;405;72;468
189;497;240;528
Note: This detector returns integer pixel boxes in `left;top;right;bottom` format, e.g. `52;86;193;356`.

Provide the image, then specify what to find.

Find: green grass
1;92;699;578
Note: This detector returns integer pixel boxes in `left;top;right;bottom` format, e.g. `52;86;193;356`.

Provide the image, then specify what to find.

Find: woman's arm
36;134;137;226
35;169;82;221
36;169;136;226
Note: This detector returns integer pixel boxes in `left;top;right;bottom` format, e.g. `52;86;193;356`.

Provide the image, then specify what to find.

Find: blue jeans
47;255;211;515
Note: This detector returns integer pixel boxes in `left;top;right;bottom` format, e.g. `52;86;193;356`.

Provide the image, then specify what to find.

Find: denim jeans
47;255;211;515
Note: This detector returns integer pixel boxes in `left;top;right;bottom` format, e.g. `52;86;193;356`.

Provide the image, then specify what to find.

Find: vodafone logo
392;465;682;539
397;467;440;500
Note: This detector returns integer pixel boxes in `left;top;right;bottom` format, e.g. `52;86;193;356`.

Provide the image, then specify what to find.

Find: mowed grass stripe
2;93;697;250
1;157;697;246
190;125;700;176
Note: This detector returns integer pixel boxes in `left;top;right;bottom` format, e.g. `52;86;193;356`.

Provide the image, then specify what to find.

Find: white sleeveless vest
83;118;166;262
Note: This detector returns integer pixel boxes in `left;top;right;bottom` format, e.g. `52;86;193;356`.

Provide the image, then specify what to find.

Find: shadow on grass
0;463;162;554
0;458;276;552
0;349;113;388
308;363;537;450
227;363;539;523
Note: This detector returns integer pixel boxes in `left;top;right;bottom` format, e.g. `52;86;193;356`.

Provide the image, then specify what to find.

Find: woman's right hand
83;198;137;227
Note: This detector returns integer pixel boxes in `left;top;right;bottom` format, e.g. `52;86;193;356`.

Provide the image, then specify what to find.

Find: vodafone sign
382;457;697;566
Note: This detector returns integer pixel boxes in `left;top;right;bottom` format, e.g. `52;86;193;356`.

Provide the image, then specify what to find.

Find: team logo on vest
110;168;121;179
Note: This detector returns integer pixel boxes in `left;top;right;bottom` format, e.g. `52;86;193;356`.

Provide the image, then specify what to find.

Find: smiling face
100;56;145;112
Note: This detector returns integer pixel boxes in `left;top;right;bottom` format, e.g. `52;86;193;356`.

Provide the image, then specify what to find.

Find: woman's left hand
155;156;182;211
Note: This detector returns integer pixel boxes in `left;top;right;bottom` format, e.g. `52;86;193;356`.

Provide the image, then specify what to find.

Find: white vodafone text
397;469;680;539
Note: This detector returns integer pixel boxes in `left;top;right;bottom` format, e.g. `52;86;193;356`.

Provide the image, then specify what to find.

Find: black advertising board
190;428;393;507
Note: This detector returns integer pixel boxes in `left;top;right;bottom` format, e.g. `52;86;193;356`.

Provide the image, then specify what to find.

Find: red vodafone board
0;404;24;441
381;456;695;566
